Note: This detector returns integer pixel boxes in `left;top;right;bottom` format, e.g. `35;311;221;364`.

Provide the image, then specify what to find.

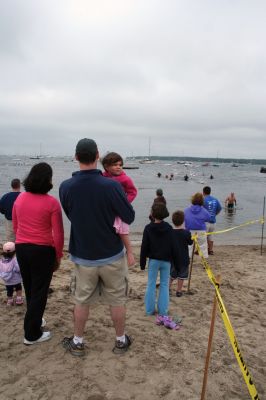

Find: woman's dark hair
23;162;53;194
191;192;204;206
101;152;123;170
151;203;169;220
172;210;184;226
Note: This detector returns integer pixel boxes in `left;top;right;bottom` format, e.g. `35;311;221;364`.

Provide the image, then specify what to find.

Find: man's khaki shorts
5;219;15;242
189;230;208;258
206;222;215;241
71;256;128;306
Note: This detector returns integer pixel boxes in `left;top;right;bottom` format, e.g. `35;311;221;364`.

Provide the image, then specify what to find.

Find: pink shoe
7;298;14;306
155;315;171;326
15;296;24;305
163;319;180;330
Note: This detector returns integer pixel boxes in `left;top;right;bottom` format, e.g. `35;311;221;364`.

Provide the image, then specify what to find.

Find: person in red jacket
102;152;137;267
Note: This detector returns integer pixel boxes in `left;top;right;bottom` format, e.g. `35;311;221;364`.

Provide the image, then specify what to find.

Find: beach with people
1;1;266;397
0;243;265;399
0;152;265;399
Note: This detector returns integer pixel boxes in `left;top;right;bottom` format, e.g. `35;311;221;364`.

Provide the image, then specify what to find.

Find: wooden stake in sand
200;275;221;400
260;196;265;256
187;241;195;293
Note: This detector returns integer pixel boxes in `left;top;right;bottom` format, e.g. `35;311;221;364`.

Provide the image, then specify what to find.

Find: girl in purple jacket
0;242;23;305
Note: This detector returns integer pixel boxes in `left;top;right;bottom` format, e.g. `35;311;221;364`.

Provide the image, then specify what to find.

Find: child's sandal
7;298;14;306
155;315;170;326
15;296;24;305
163;319;180;330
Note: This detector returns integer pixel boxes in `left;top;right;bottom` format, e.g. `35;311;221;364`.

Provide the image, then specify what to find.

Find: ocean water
0;155;265;246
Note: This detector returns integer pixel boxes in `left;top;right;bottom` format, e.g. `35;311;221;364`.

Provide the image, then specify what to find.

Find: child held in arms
101;152;137;266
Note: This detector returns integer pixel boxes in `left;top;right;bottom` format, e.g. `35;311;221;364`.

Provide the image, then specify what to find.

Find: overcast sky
0;0;266;159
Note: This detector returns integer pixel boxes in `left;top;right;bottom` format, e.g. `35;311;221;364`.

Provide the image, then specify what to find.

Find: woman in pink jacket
102;152;137;266
13;162;64;345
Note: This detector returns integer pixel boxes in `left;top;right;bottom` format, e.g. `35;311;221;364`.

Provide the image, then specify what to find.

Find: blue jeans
145;259;170;316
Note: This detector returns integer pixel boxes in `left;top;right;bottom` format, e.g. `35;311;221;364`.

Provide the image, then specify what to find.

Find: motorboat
123;164;139;169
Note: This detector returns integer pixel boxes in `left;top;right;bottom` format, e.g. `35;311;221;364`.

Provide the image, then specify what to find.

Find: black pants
6;283;22;297
15;244;55;341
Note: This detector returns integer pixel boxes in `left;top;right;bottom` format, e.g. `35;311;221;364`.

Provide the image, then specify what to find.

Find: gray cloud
0;0;266;158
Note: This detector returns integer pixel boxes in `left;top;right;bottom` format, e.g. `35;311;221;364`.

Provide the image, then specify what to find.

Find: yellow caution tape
194;236;260;400
192;218;264;237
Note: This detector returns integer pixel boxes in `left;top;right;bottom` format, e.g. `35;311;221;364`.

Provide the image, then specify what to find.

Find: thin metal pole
260;196;265;256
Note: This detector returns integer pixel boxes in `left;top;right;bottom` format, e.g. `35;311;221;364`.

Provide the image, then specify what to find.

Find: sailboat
139;137;155;164
30;143;45;160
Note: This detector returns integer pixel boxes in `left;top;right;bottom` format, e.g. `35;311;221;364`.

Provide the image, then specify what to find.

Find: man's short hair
172;210;184;227
156;188;163;196
75;138;98;164
203;186;211;195
11;178;20;189
151;203;169;220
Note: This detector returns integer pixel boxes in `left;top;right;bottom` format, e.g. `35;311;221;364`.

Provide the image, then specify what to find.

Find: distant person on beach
0;241;23;306
225;192;237;209
101;152;137;266
149;188;167;222
203;186;222;255
140;203;174;316
170;211;193;297
153;188;166;205
0;179;21;241
59;139;135;357
184;174;189;181
184;192;211;258
13;163;64;345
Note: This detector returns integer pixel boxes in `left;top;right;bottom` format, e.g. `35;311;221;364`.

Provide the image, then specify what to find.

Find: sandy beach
0;244;265;400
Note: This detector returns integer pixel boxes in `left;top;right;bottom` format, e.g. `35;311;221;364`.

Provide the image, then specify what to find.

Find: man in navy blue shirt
0;178;21;241
203;186;222;255
59;138;135;357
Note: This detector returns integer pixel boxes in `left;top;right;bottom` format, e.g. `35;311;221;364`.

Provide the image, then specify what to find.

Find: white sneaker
24;331;52;345
41;318;46;327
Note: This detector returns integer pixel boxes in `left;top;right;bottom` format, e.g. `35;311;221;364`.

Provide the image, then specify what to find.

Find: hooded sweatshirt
103;170;137;203
0;257;22;285
184;205;211;231
140;221;174;269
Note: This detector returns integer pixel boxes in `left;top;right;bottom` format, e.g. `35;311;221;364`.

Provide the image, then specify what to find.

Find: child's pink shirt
103;171;137;203
12;192;64;261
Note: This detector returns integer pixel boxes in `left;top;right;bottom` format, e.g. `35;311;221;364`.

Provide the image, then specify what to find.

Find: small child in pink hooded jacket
102;152;137;266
